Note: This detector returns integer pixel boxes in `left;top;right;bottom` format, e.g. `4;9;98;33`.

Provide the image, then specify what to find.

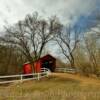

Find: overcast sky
0;0;99;31
0;0;100;61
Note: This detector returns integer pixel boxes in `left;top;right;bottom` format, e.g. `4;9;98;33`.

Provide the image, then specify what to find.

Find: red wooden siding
23;54;56;74
23;63;32;74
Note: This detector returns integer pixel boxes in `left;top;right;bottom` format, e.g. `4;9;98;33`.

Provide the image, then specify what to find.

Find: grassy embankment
0;73;100;100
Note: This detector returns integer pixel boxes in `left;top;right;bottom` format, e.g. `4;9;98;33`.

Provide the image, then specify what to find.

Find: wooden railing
55;67;77;74
0;68;49;84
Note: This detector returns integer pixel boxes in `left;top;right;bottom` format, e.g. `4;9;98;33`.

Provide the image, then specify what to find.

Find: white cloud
0;0;99;61
0;0;98;31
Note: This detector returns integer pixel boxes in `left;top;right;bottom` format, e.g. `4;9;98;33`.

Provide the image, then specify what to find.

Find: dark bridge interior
42;60;54;72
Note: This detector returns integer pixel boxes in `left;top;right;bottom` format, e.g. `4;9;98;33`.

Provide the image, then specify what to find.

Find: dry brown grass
52;73;100;85
0;73;100;100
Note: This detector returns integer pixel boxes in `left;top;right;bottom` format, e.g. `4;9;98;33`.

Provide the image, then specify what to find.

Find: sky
0;0;99;31
0;0;100;61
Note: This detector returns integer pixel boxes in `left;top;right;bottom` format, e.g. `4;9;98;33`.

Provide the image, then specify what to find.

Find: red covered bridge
23;54;56;74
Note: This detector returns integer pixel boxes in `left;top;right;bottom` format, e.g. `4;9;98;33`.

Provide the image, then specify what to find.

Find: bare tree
1;12;61;64
55;25;80;67
83;33;100;75
0;44;25;75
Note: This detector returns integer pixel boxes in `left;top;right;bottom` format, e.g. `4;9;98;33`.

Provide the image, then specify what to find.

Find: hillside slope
0;73;100;100
51;73;100;85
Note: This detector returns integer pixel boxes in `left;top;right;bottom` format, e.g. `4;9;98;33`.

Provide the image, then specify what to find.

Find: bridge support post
37;73;40;80
20;75;23;83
